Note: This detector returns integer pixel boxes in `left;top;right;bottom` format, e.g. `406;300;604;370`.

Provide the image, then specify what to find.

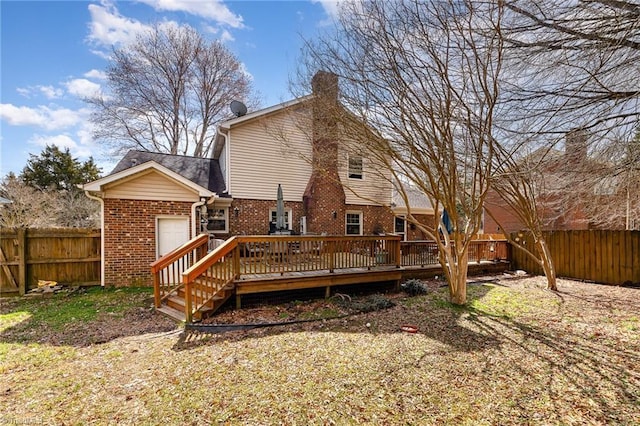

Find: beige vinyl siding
338;147;392;206
104;170;200;202
229;110;312;201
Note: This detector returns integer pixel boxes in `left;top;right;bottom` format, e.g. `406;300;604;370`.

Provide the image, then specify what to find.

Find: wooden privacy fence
510;230;640;285
0;228;100;295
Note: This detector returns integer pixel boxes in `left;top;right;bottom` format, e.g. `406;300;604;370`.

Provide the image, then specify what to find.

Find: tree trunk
536;238;557;291
442;243;468;305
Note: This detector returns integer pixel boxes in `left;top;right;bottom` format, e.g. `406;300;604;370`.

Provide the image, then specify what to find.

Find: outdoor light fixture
234;207;240;217
332;210;337;219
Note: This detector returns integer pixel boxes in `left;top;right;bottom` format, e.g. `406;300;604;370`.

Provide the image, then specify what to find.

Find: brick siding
103;198;192;287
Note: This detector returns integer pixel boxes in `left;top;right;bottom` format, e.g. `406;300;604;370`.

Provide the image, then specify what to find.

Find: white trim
345;210;363;236
206;206;230;234
83;161;215;197
269;207;293;230
219;95;312;130
394;215;407;241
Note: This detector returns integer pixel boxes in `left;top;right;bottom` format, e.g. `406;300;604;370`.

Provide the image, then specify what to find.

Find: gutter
84;190;105;287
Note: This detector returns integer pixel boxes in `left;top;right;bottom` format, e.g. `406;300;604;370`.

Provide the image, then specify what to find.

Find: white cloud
65;79;101;99
312;0;341;19
39;85;64;99
137;0;244;28
84;69;107;80
0;104;87;131
87;3;151;47
220;29;234;43
30;134;93;158
15;85;63;100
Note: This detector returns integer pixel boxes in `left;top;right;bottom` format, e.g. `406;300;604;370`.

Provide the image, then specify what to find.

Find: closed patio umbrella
276;184;285;231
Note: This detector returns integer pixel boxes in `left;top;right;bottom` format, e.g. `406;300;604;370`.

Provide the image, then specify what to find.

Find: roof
110;150;226;195
0;196;12;204
392;185;434;214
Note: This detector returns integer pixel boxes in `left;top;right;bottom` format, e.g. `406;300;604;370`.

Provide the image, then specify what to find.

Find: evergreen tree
20;145;101;191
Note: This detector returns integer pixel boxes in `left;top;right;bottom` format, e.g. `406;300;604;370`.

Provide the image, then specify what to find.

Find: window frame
269;208;293;230
206;207;229;234
348;155;363;179
345;211;363;235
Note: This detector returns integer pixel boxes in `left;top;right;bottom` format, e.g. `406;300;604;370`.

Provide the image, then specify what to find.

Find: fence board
0;228;100;292
510;230;640;285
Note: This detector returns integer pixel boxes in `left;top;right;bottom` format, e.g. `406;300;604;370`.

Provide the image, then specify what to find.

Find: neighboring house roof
0;196;12;204
109;150;226;195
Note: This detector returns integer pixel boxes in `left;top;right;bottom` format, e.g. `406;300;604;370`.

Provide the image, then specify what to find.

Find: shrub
401;279;429;296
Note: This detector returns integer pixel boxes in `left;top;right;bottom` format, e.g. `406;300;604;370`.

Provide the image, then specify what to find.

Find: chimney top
311;71;339;101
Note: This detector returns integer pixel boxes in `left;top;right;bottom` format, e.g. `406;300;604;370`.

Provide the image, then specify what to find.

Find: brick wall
228;199;305;236
103;198;192;287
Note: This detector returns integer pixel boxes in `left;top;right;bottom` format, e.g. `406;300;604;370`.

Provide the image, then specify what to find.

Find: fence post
17;228;26;295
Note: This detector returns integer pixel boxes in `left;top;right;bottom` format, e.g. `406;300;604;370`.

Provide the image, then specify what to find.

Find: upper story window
348;155;363;179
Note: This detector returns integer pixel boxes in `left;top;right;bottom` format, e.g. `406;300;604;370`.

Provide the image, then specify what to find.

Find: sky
0;0;338;177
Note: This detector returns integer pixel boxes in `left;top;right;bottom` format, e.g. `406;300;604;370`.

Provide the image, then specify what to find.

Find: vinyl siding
338;146;392;206
229;111;312;201
104;170;200;202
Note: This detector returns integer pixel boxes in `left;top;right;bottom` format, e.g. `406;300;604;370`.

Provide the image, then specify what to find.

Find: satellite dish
230;100;247;117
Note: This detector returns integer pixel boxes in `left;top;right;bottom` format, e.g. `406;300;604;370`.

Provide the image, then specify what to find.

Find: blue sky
0;0;337;177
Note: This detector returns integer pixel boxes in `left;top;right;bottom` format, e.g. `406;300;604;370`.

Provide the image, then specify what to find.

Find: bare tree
502;0;640;135
90;23;256;158
298;0;505;305
0;174;57;228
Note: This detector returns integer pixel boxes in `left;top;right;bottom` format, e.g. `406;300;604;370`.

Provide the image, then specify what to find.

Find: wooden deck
151;235;510;322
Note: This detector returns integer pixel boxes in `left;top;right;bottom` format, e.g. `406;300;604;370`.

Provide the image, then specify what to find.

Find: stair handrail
151;233;209;308
181;236;239;322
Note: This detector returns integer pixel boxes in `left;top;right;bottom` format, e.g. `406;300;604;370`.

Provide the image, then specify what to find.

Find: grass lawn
1;277;638;425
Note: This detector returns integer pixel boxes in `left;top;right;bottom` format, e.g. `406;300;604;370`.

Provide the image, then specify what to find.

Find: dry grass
1;277;638;425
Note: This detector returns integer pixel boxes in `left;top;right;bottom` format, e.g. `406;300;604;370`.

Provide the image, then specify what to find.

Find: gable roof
83;150;226;196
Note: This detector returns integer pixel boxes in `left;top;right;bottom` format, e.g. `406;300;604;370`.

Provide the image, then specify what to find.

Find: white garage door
157;217;190;258
157;217;190;286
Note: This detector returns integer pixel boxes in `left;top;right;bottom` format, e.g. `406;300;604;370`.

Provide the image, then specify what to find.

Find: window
348;155;363;179
269;208;292;230
394;216;406;241
346;212;363;235
206;208;228;233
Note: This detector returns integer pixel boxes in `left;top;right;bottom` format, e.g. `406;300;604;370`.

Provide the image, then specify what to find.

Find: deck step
156;305;186;322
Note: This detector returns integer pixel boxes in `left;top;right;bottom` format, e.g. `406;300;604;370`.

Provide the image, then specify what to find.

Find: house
483;129;634;234
84;72;433;287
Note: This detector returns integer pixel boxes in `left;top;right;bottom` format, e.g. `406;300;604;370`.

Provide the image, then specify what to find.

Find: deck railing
238;235;401;275
150;233;209;308
153;234;508;322
400;239;508;267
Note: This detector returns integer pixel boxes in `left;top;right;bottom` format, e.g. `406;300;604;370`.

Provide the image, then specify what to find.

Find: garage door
157;217;190;285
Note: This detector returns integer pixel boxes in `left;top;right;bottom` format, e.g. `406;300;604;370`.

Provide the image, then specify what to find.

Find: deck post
185;280;193;323
233;246;241;279
325;285;331;298
394;238;401;268
153;272;161;308
236;294;242;309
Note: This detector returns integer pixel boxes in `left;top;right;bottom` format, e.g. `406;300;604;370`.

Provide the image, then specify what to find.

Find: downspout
84;190;105;287
192;195;217;238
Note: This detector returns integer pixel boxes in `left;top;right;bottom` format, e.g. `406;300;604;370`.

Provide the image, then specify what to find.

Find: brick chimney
565;128;588;164
303;71;346;235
